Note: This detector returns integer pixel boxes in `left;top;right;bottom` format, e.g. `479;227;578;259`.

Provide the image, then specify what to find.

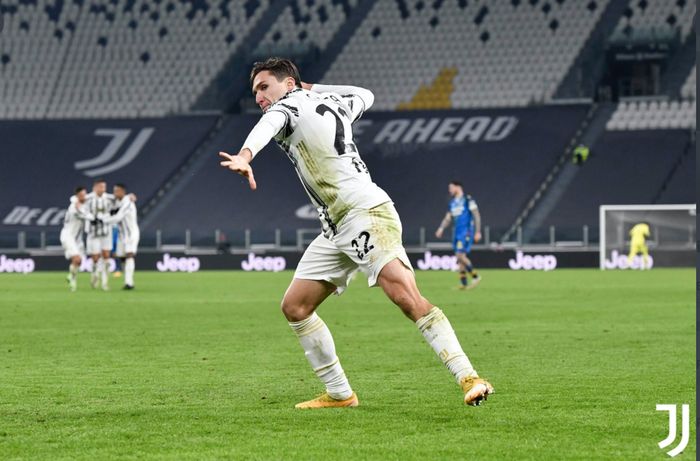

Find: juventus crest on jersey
266;88;391;235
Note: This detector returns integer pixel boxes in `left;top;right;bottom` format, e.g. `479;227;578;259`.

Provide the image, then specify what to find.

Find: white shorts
60;235;84;260
295;202;413;294
86;235;112;255
116;230;140;257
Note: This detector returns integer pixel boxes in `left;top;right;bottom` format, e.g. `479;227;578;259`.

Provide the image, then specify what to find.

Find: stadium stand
260;0;358;52
603;2;696;132
322;0;610;110
0;0;270;119
139;105;589;243
656;141;696;204
0;0;695;248
680;66;696;100
544;129;694;231
606;99;696;130
613;0;695;39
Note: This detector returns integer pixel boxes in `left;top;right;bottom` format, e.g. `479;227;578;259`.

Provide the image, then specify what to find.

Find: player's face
448;184;458;197
76;190;87;203
93;182;106;195
252;71;295;112
113;186;125;200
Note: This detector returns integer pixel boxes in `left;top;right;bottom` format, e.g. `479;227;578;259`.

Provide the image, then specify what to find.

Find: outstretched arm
435;212;452;239
219;110;287;190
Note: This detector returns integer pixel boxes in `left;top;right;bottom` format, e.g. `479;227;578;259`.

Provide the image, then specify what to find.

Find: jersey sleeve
241;109;288;158
75;204;95;221
468;198;478;212
311;84;374;122
101;200;131;224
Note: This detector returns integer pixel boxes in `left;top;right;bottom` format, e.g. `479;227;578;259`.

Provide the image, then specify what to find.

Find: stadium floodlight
599;204;696;270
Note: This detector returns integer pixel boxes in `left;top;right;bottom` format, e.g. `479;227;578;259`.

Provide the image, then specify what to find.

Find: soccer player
219;58;494;408
435;181;482;290
60;186;93;291
84;178;116;290
627;222;650;269
99;183;140;289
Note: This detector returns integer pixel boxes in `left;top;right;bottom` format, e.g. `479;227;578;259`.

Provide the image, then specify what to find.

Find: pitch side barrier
0;115;218;232
1;248;693;273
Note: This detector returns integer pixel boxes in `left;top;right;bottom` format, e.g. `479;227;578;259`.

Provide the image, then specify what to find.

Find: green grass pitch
1;269;695;460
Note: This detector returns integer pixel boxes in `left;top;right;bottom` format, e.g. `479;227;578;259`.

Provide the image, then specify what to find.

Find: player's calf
377;259;432;321
378;262;493;405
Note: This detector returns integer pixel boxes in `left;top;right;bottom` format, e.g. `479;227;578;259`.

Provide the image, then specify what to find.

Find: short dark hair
449;180;463;187
250;57;302;89
93;178;106;185
74;186;86;194
114;183;127;191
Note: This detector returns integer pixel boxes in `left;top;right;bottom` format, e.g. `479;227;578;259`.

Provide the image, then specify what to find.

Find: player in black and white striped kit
60;186;94;291
219;58;494;409
84;179;117;290
100;183;140;290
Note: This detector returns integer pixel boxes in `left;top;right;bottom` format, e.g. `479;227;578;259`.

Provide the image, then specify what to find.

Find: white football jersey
84;192;116;238
102;196;139;241
60;202;90;243
265;88;391;235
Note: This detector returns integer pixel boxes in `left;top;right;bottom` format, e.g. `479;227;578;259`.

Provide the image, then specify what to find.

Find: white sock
69;264;78;281
91;260;98;280
125;258;135;286
100;259;109;286
416;307;477;383
289;312;353;400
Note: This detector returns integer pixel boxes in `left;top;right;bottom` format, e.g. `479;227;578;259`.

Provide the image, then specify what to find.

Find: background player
435;181;482;289
219;58;493;408
111;226;122;279
84;178;116;290
60;186;93;291
628;222;651;269
100;183;140;289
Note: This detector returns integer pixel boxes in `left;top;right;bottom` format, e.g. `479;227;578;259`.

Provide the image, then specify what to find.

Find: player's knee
280;297;314;322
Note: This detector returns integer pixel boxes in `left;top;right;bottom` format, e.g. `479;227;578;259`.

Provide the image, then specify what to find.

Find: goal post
599;204;696;270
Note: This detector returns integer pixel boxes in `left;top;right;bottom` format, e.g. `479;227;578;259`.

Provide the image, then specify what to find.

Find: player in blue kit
435;181;482;290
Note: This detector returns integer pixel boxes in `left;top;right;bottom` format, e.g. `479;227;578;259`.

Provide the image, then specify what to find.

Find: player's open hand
474;231;482;243
219;151;257;190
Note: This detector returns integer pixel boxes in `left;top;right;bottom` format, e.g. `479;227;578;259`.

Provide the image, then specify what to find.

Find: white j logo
657;404;690;457
74;128;154;177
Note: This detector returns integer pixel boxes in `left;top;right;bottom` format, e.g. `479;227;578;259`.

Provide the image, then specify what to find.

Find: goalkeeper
627;222;650;269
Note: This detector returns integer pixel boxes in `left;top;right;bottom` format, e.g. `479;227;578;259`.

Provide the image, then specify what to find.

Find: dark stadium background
0;0;695;269
0;1;696;459
0;0;695;307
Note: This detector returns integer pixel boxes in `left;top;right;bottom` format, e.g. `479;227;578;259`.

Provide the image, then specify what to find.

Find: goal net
599;204;696;270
